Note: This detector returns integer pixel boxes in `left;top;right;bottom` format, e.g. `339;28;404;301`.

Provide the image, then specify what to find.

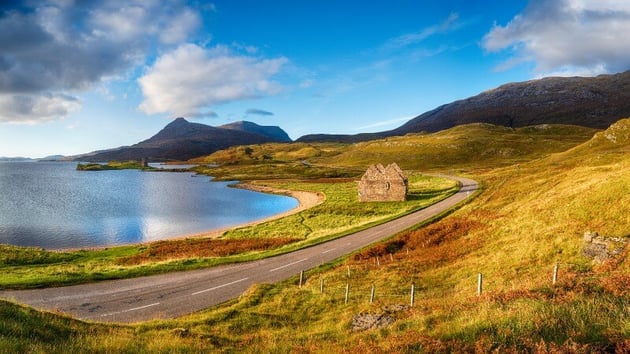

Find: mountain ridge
73;118;292;162
297;70;630;143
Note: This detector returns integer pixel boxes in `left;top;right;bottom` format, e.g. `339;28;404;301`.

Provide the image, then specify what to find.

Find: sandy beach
53;183;324;252
178;183;325;239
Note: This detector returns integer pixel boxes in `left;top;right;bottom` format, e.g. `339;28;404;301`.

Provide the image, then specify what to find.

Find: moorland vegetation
1;121;628;352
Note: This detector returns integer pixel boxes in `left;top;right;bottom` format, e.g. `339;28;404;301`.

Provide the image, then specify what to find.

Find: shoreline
172;182;325;240
53;182;324;252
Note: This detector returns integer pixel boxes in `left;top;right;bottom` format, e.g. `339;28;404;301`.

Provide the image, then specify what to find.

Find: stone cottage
358;163;408;202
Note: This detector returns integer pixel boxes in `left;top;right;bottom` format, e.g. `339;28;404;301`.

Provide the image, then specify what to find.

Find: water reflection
0;162;297;249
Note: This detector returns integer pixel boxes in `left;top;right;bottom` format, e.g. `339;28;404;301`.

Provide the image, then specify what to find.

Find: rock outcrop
582;231;628;263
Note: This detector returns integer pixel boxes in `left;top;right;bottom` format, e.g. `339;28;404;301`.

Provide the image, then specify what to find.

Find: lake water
0;162;298;249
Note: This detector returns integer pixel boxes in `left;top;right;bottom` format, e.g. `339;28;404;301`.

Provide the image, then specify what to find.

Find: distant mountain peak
75;117;292;162
167;117;189;126
219;120;291;142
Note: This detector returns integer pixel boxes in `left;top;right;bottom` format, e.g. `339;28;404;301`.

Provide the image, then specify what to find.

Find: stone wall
358;163;407;202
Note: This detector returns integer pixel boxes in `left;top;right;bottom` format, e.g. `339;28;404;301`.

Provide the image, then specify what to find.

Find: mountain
219;121;291;142
297;70;630;143
0;157;34;162
37;155;65;161
75;118;292;162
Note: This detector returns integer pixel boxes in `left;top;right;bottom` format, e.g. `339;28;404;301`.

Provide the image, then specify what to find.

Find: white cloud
0;93;81;124
138;44;288;117
0;1;202;124
160;8;202;44
382;13;460;51
483;0;630;76
357;116;412;131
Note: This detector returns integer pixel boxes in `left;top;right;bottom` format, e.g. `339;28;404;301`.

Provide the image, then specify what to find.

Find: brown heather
117;237;300;265
2;120;629;352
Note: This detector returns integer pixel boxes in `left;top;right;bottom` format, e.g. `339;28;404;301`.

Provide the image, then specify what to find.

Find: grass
189;123;597;181
76;160;156;171
0;174;456;289
223;174;457;242
3;121;629;352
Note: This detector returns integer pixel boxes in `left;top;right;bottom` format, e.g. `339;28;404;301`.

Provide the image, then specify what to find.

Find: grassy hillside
191;124;597;181
2;121;628;352
162;119;625;352
321;123;598;171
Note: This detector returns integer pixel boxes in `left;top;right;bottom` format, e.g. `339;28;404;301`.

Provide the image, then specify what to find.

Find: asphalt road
0;176;478;323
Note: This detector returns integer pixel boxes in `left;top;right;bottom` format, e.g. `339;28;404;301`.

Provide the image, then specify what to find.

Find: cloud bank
483;0;630;76
138;44;288;117
0;1;201;123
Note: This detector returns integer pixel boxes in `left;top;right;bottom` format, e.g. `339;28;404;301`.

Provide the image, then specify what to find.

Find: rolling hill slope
1;120;628;352
193;123;598;180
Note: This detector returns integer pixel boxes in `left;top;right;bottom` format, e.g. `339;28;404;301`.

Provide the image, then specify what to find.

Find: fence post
406;247;409;255
320;276;324;294
299;270;304;288
345;282;350;304
347;265;350;278
370;284;375;304
410;282;415;307
552;262;559;285
377;256;380;267
390;253;393;261
477;273;483;296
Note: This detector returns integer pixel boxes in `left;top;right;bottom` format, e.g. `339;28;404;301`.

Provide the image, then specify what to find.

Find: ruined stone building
358;163;408;202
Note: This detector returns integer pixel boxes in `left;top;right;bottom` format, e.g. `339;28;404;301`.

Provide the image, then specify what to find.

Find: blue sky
2;0;630;158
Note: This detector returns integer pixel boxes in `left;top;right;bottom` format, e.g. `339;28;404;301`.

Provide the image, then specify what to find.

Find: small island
76;160;157;171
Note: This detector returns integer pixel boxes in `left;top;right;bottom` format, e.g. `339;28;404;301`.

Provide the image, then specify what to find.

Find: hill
219;121;291;142
298;70;630;143
1;119;628;352
192;123;598;181
74;118;292;162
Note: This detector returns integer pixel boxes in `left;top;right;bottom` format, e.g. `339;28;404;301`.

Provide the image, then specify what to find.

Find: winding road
0;176;477;323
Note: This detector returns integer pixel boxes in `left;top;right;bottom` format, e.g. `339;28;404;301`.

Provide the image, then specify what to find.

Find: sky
2;0;630;158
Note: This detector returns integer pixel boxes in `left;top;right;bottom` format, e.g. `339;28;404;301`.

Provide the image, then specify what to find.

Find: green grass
0;175;457;289
4;121;628;352
76;160;156;171
223;174;457;242
189;123;597;181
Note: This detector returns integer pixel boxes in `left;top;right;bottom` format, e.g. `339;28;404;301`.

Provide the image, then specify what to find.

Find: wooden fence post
299;270;304;288
477;273;483;296
377;256;380;267
552;262;559;285
410;282;415;307
347;265;350;278
320;276;324;294
390;253;393;261
345;282;350;304
370;284;375;304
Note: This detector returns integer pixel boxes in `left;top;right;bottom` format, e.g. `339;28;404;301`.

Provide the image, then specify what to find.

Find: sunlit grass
0;175;457;289
3;121;628;352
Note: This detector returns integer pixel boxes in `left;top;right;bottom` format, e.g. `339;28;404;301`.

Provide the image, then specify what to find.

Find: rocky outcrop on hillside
582;231;628;263
298;70;630;143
